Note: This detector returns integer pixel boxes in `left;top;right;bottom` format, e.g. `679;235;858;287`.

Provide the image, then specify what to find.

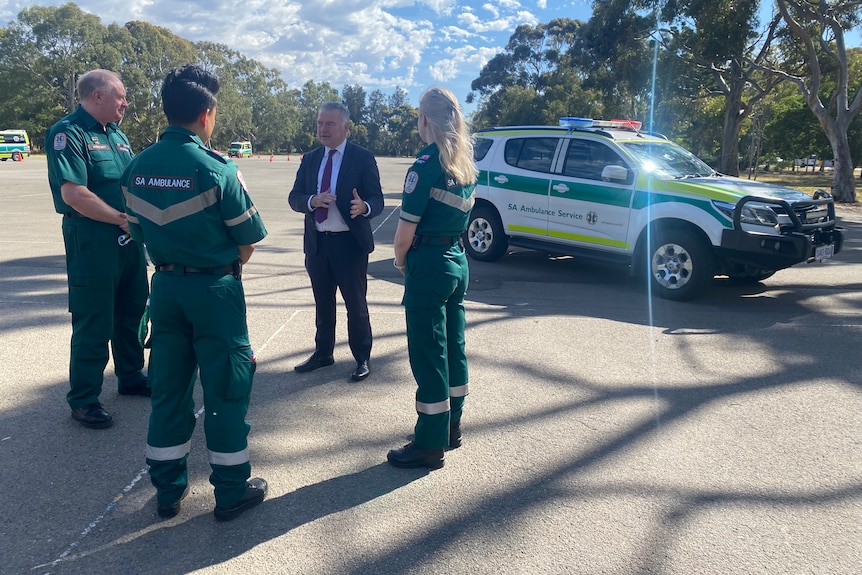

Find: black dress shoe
448;421;462;450
157;485;190;519
71;403;113;429
119;373;151;396
214;478;268;521
387;442;444;470
294;354;334;373
351;360;370;381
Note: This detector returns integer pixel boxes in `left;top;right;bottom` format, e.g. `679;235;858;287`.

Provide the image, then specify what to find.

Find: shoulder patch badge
404;171;419;194
53;133;67;151
237;170;249;192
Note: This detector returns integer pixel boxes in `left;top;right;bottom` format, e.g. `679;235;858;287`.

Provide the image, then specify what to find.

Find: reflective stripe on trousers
209;447;250;466
146;440;191;461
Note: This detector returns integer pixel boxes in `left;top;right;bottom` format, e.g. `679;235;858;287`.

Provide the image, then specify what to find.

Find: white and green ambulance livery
466;118;844;300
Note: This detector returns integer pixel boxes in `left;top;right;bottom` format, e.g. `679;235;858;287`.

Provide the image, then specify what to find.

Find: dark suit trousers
306;231;372;362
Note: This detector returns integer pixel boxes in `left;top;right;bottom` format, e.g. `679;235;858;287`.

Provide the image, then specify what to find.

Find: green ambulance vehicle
466;118;843;301
0;129;31;161
228;141;252;158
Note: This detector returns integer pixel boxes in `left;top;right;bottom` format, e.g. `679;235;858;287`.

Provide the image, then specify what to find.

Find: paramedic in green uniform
46;69;150;430
388;87;477;469
121;65;268;521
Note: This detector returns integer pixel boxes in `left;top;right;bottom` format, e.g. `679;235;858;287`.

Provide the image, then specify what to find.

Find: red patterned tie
315;148;336;223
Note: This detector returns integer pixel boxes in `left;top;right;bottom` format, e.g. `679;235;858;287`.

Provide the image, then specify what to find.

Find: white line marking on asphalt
45;310;303;568
373;205;401;235
43;206;391;568
49;466;150;567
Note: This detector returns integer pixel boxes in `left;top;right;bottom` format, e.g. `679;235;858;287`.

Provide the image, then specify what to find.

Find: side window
504;138;559;174
474;137;493;162
563;140;632;185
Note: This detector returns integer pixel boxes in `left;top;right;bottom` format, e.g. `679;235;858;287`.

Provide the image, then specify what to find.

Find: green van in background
0;129;30;161
228;140;252;158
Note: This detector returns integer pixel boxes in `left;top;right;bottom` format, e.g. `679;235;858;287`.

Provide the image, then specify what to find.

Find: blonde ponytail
419;87;478;185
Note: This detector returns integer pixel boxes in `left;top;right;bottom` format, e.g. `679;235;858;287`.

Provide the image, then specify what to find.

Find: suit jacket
288;141;384;256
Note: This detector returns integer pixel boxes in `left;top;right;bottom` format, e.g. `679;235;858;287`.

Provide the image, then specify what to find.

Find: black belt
317;230;348;235
63;211;86;218
413;235;462;246
155;263;233;275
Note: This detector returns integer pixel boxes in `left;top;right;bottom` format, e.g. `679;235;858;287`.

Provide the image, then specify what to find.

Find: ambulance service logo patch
237;170;249;192
53;133;67;151
404;171;419;194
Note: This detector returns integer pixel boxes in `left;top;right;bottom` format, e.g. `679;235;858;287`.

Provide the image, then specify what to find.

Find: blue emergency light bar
559;117;643;131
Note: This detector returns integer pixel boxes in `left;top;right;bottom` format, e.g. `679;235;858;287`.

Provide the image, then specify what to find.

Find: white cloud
458;11;518;33
537;0;547;8
3;0;575;107
482;3;500;18
428;44;500;82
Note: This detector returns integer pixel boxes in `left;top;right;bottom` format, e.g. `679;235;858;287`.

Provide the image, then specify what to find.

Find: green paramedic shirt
399;143;476;236
46;106;135;214
120;126;267;268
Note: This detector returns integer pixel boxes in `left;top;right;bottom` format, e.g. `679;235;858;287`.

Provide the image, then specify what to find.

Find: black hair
161;65;220;125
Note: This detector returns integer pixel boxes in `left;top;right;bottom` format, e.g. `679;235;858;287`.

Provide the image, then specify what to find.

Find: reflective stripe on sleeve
123;186;218;226
429;187;475;213
416;398;450;415
146;440;191;462
208;447;250;467
127;213;139;224
400;210;421;224
450;384;469;398
224;206;258;228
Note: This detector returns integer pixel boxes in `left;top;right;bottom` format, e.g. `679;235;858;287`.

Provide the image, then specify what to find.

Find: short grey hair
320;101;350;122
77;69;122;101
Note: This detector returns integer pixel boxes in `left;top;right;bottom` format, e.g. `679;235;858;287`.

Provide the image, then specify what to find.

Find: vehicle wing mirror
601;165;630;183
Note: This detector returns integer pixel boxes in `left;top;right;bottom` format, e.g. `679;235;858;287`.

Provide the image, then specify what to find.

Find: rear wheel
463;205;508;262
647;227;715;301
11;151;21;161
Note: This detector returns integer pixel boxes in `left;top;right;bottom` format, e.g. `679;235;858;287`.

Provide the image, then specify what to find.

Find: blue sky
2;1;859;114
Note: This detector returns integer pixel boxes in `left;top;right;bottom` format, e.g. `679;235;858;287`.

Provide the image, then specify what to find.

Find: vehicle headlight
713;200;779;226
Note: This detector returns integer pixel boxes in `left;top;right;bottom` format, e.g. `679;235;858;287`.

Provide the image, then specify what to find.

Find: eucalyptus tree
569;0;654;121
118;21;196;150
753;0;862;202
468;18;583;128
0;3;121;147
341;84;369;149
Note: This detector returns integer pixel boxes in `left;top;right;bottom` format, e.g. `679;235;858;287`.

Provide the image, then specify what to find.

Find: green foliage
2;0;859;174
0;3;422;157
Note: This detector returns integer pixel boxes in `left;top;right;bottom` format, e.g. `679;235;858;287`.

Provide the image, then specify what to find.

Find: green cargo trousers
403;243;470;450
145;271;255;509
61;216;147;409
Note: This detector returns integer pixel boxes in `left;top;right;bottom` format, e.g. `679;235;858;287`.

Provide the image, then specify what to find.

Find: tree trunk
720;99;744;176
828;129;857;202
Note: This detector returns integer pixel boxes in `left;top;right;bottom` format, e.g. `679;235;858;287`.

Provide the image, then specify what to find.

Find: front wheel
463;205;508;262
647;228;715;301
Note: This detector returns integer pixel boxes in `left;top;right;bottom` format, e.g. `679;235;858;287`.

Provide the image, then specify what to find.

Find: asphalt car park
1;156;861;574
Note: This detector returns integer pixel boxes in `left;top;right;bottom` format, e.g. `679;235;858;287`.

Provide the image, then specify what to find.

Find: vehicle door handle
553;183;569;193
494;175;509;184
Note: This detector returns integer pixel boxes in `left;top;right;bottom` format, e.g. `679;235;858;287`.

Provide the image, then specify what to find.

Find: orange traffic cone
269;154;274;162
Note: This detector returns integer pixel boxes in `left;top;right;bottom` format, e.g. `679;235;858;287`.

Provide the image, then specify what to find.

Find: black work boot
387;442;445;470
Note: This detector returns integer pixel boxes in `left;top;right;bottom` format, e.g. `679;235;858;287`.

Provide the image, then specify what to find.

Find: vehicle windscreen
620;141;714;178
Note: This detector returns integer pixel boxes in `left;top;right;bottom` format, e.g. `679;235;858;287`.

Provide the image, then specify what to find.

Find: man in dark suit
288;102;384;381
